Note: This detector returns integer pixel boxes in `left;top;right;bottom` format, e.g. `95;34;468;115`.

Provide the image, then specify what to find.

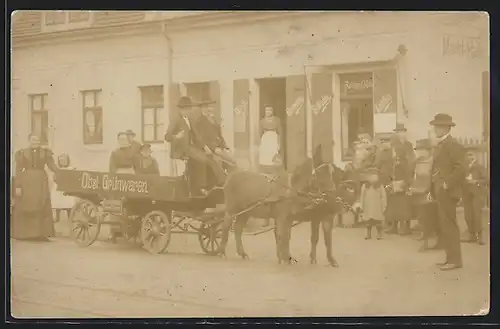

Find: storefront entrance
257;77;288;168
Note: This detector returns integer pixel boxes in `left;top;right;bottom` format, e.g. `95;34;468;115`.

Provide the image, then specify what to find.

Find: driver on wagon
165;96;226;197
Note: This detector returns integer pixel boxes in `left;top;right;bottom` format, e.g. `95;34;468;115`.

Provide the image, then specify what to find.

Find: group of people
353;113;488;271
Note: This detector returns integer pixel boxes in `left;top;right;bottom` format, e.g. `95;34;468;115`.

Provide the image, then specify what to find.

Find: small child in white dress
358;167;387;240
51;153;77;223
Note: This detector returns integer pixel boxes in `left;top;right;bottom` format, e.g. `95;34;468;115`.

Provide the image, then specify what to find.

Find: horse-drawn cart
56;170;225;255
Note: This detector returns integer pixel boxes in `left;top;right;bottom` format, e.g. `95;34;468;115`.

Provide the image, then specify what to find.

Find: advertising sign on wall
373;68;398;133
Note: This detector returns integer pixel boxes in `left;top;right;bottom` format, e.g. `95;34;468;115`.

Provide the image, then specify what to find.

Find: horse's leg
322;215;339;267
310;219;320;265
280;211;297;265
234;214;250;260
218;212;233;258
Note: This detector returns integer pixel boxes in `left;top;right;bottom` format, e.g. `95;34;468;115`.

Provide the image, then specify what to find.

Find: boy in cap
133;143;160;176
462;148;488;245
410;138;442;251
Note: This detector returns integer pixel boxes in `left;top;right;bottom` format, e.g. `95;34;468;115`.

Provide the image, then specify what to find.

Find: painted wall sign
311;95;332;116
233;99;248;133
442;35;481;59
340;72;374;97
286;95;304;116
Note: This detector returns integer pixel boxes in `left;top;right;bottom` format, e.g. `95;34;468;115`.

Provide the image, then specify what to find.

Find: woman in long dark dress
12;134;58;241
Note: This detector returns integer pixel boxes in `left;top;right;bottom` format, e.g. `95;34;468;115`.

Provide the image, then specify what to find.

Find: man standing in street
462;148;488;245
429;113;467;271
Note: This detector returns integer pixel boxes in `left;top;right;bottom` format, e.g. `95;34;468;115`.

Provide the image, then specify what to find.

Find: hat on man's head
429;113;456;127
364;167;380;175
177;96;200;109
125;129;136;136
199;99;216;107
394;123;407;132
414;138;432;150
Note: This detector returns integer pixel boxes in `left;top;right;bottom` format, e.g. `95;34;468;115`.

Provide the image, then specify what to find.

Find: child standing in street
359;167;387;240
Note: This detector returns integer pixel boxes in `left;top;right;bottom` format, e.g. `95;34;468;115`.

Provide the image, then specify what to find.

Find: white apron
258;130;279;166
172;159;187;177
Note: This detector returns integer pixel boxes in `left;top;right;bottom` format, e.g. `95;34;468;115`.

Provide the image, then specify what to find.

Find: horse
218;147;356;267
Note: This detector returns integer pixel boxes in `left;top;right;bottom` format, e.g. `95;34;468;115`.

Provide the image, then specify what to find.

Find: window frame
140;86;165;144
42;11;93;32
81;89;104;145
29;94;49;146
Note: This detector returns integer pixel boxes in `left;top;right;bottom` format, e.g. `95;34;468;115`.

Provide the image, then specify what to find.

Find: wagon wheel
140;210;172;254
198;219;224;256
69;199;101;247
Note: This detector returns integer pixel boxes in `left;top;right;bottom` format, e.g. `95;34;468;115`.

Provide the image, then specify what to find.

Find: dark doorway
257;77;288;168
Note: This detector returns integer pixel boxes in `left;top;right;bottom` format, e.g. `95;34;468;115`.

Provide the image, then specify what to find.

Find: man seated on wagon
133;143;160;176
164;96;226;197
193;99;237;169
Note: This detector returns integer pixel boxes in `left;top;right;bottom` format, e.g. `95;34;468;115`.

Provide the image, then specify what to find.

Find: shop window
339;72;374;160
140;86;165;143
43;11;92;31
82;90;103;145
30;94;49;145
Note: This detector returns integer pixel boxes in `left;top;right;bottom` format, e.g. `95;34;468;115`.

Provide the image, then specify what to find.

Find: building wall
12;12;488;174
426;14;489;140
12;33;171;173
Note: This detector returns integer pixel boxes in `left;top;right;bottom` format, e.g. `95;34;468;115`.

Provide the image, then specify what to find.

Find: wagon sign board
56;170;190;201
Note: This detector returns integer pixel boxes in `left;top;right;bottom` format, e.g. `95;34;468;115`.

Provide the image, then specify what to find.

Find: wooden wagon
55;170;225;255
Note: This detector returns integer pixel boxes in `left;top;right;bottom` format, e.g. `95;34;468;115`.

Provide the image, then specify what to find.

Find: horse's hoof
240;254;249;260
329;260;339;268
310;259;318;265
289;257;298;264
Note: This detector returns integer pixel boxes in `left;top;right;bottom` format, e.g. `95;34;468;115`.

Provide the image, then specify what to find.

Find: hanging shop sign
286;95;305;116
442;35;481;59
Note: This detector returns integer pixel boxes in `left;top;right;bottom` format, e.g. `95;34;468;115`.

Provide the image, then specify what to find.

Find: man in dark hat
194;100;236;167
125;129;142;157
133;143;160;176
381;123;416;235
429;113;466;271
461;147;488;245
165;96;226;196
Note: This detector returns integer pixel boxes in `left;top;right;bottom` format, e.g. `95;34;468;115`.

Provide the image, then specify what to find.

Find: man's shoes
436;260;448;266
439;263;463;271
429;243;444;250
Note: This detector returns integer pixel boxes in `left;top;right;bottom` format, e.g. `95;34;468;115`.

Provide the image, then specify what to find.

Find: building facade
11;11;489;175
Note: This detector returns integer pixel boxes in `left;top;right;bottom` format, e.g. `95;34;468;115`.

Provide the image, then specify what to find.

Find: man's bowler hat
125;129;136;136
177;96;200;109
393;123;407;132
199;99;216;107
429;113;456;127
140;143;152;151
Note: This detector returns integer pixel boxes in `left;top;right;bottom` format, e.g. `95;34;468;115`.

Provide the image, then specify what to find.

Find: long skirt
386;192;411;223
258;130;279;166
11;169;54;240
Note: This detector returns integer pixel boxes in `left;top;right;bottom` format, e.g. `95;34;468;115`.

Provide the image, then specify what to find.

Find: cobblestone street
10;214;489;318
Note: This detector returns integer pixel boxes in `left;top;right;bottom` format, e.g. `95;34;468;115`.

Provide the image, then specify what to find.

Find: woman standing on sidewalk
12;134;59;241
50;153;77;224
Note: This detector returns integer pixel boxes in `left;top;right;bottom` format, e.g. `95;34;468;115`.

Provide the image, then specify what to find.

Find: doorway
257;77;288;168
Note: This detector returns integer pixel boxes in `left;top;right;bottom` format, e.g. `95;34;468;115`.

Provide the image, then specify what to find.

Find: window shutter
285;75;306;171
310;72;334;163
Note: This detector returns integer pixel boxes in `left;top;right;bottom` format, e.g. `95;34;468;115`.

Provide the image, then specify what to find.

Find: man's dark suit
165;112;225;191
430;135;467;266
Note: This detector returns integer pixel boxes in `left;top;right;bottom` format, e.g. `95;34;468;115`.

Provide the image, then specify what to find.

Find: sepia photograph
9;10;490;319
